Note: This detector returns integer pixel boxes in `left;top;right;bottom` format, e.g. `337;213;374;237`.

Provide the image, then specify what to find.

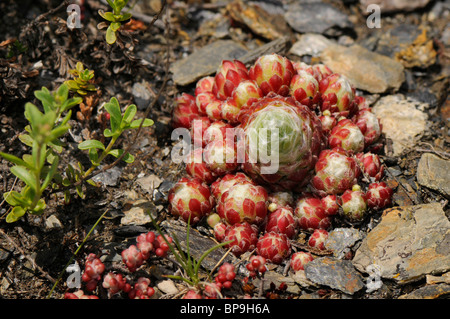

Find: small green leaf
10;166;36;191
85;84;96;92
110;22;121;32
65;79;80;90
76;184;85;199
0;152;32;170
18;133;34;147
22;155;34;168
118;12;132;21
47;124;70;142
105;97;122;133
3;191;28;207
34;89;54;113
87;179;98;187
76;62;84;74
103;128;114;137
6;206;26;223
62;98;82;111
66;164;75;181
64;190;71;204
106;25;117;45
108;149;135;163
47;139;64;154
30;199;46;215
115;0;128;13
24;103;44;129
77;162;85;175
122;104;136;125
45;150;57;165
56;84;69;102
129;118;154;129
78;139;106;151
62;177;71;187
88;148;99;164
99;10;116;22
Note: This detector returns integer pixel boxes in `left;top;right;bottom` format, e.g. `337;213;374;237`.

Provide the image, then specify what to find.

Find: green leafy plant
151;216;232;289
0;84;81;222
61;96;154;202
64;62;97;96
98;0;132;45
0;85;154;222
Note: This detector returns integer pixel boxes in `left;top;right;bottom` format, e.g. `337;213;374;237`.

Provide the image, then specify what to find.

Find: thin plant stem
46;209;109;299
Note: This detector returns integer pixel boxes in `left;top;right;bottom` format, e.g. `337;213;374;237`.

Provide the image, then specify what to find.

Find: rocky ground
0;0;449;300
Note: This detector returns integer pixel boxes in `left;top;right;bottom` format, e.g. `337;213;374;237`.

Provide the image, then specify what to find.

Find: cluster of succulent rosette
64;231;171;299
69;53;393;299
169;53;394;293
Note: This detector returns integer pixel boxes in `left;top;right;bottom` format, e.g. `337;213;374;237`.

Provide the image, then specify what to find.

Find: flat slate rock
320;44;405;93
160;220;237;271
352;203;450;284
170;40;248;86
284;2;353;36
324;227;364;259
359;0;432;14
227;0;292;41
372;94;428;156
289;33;335;57
399;284;450;299
304;257;365;295
416;153;450;197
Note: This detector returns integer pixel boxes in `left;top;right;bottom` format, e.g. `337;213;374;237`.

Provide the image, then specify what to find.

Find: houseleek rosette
239;95;325;191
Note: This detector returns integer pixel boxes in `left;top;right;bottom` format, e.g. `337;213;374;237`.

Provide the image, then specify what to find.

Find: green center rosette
239;95;324;191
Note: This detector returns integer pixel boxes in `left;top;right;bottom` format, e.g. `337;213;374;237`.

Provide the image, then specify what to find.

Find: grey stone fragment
320;44;405;93
352;203;450;284
132;81;152;110
289;34;335;57
304;257;365;294
160;220;237;271
284;2;353;36
324;227;364;259
45;215;63;230
121;199;156;226
359;0;432;14
170;40;248;86
399;284;450;299
372;94;428;156
92;166;122;186
416;153;450;197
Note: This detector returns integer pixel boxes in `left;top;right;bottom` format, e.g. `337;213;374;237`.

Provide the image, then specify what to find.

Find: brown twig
34;0;71;23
